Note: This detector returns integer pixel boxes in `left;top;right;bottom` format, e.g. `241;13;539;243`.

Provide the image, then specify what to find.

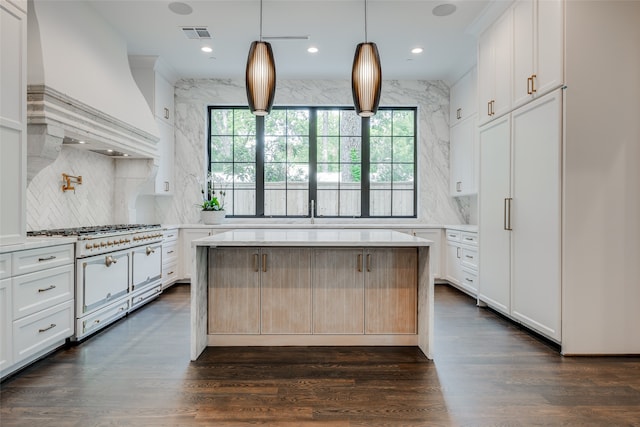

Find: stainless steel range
28;224;164;339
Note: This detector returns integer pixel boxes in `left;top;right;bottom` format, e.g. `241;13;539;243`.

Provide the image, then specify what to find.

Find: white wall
562;0;640;354
153;78;470;225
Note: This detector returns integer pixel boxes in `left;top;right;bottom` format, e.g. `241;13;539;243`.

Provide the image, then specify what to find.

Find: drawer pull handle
457;247;461;259
465;255;474;259
448;234;456;238
357;254;362;272
464;237;474;241
366;253;371;272
146;247;155;256
465;278;474;283
105;256;117;267
167;250;174;254
38;285;57;293
168;271;174;275
38;256;56;262
94;319;101;324
38;323;56;333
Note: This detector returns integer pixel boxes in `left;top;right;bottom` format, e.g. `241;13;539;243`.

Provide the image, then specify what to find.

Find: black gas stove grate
27;224;161;237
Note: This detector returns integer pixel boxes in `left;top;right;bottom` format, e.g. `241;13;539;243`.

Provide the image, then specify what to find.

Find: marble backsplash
154;78;472;226
24;79;475;230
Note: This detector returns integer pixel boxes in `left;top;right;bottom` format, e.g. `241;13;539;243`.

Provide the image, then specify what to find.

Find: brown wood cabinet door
260;248;312;334
365;248;417;334
208;247;260;334
312;248;364;334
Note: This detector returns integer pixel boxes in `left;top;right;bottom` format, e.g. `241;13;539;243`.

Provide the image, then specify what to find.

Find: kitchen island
190;229;433;360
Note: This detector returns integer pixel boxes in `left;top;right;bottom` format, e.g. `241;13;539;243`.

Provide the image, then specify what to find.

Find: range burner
28;224;161;237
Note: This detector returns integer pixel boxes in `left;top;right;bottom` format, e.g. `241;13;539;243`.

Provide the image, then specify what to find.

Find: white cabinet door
154;72;174;126
154;119;174;195
450;116;477;196
478;115;511;315
0;277;12;372
511;90;562;341
445;242;463;285
410;229;442;280
180;229;212;280
513;0;564;108
450;67;477;124
478;8;512;125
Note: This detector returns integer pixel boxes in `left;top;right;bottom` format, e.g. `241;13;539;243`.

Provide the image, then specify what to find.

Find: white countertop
0;237;77;254
177;222;450;230
192;228;433;247
444;224;478;233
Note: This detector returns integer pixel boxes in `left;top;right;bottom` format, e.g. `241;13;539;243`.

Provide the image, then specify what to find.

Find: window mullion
361;116;370;218
309;108;317;218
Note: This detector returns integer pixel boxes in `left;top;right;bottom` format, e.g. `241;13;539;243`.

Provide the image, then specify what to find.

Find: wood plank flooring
1;283;639;426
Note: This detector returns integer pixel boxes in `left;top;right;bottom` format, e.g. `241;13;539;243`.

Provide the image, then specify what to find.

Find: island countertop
191;228;433;248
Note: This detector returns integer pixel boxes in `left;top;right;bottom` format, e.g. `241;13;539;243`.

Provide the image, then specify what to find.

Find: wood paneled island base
190;229;433;360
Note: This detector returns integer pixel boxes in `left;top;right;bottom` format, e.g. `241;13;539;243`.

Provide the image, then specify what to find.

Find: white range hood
26;0;160;181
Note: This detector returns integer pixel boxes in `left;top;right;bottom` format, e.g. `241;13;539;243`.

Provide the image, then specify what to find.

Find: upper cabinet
0;0;27;246
450;68;477;124
129;56;177;195
449;67;478;196
477;8;512;125
512;0;564;108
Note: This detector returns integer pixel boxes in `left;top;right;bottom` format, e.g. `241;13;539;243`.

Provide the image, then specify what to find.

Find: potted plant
199;173;226;225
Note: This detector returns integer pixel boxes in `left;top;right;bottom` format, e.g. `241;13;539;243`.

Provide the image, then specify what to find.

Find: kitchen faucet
310;200;315;224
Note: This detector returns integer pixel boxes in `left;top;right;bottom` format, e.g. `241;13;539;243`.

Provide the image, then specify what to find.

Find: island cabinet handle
262;254;267;272
366;254;371;272
357;254;362;272
253;254;258;272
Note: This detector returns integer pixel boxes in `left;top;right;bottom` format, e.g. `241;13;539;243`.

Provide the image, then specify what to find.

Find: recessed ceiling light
168;2;193;15
411;47;423;54
78;140;86;144
123;153;129;157
432;3;457;17
201;46;213;53
307;47;318;53
107;149;113;153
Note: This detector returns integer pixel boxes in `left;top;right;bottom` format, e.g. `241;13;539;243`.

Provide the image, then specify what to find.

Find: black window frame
207;105;417;219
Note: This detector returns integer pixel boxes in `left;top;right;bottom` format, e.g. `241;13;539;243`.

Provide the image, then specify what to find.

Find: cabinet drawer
12;245;74;276
0;253;11;279
163;229;178;243
13;264;74;320
461;247;478;270
460;268;478;293
79;299;129;338
162;243;178;264
461;232;478;246
445;230;461;242
13;300;74;362
162;260;178;286
130;284;162;310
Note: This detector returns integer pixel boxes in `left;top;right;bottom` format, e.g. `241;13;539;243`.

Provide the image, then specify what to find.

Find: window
208;106;416;218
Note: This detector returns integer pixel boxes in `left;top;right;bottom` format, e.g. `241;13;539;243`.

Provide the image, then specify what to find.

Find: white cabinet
478;90;562;341
0;277;12;371
477;7;512;125
161;227;179;289
512;0;564;109
1;244;75;378
0;0;27;246
478;115;511;315
129;56;176;195
450;67;477;124
444;229;478;297
396;228;442;280
450;117;478;196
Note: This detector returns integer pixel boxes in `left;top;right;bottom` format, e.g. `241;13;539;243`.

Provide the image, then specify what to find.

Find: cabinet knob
164;107;170;120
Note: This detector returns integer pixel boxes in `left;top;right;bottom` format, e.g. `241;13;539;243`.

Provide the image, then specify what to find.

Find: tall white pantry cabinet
478;0;640;354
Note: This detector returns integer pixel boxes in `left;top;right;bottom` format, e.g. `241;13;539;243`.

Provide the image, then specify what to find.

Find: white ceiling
89;0;509;84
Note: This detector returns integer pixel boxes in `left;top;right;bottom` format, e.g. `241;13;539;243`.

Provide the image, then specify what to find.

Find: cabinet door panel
261;248;312;334
535;0;564;98
0;278;12;371
450;117;477;196
511;90;562;340
313;249;364;334
478;116;511;315
492;9;513;119
513;0;535;108
208;248;260;334
365;248;417;334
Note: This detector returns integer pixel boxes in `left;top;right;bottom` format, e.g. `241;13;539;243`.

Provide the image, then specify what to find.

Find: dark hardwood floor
2;283;639;426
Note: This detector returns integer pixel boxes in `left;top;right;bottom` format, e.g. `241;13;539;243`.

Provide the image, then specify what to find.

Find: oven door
77;249;130;315
131;242;162;291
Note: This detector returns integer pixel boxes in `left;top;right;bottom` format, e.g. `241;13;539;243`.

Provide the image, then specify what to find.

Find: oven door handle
105;255;117;267
146;246;156;256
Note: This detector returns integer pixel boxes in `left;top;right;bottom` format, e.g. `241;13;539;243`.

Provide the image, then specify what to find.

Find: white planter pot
201;210;226;225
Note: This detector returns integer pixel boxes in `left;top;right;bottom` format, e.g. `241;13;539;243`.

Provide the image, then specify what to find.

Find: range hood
26;0;160;181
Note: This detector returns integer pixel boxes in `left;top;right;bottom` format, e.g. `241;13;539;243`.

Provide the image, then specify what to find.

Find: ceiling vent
182;27;211;39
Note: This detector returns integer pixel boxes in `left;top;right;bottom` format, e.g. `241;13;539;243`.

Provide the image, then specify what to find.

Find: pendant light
246;0;276;116
351;0;382;117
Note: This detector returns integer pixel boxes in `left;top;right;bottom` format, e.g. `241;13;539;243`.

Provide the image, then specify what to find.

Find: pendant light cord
364;0;368;42
259;0;263;42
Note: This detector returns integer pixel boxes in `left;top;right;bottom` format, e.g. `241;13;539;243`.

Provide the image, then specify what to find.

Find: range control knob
86;244;92;250
93;243;100;248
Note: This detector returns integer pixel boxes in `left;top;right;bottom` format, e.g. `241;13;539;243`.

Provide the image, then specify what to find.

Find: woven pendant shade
351;42;382;117
245;41;276;116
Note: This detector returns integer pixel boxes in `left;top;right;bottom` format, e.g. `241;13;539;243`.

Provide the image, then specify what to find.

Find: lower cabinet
0;278;13;371
161;227;179;289
445;229;479;297
208;247;417;336
180;228;230;280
